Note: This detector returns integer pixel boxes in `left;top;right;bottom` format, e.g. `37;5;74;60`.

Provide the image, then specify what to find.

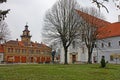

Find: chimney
118;15;120;22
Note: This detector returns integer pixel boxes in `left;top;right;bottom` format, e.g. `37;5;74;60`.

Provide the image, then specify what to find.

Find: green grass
0;64;120;80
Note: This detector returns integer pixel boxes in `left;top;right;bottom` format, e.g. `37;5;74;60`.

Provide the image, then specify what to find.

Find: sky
0;0;120;43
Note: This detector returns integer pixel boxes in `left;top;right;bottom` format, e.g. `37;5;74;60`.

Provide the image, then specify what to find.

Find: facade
1;25;52;63
59;10;120;64
93;22;120;64
59;40;88;64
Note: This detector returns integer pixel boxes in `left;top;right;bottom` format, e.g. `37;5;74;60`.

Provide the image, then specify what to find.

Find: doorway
72;55;76;63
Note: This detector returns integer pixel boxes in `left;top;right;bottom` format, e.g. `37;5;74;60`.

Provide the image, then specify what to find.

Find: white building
59;41;87;64
58;10;120;64
93;22;120;64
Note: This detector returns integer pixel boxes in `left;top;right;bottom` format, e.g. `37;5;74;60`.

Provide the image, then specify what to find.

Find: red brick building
2;25;52;63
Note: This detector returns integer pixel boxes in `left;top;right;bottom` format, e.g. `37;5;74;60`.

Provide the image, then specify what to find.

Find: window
15;49;17;53
119;41;120;46
108;42;111;47
22;49;24;53
94;44;97;48
36;50;40;54
18;49;20;53
8;48;10;52
31;50;34;54
29;50;34;54
11;48;13;53
15;49;20;53
101;43;104;48
8;48;14;53
110;55;113;61
0;55;2;58
36;50;38;54
22;49;26;53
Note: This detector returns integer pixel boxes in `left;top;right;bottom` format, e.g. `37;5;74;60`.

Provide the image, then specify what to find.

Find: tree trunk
64;47;68;64
88;49;92;64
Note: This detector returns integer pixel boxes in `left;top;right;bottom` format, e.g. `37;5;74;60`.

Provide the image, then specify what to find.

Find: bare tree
0;0;10;43
91;0;120;13
76;7;109;63
0;0;9;21
43;0;82;64
0;9;10;21
0;20;10;43
0;0;6;3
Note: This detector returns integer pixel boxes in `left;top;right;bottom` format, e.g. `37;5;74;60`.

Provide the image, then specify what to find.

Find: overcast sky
0;0;120;43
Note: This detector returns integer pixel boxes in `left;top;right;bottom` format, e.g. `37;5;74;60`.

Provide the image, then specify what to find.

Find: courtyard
0;64;120;80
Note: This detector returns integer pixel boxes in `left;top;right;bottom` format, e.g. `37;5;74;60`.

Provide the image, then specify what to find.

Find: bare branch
42;0;82;64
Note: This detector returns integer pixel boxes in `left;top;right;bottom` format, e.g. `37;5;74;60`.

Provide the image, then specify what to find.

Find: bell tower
20;24;32;42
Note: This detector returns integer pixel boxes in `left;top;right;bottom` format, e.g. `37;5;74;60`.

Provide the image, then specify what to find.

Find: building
93;22;120;64
1;24;52;63
59;9;120;64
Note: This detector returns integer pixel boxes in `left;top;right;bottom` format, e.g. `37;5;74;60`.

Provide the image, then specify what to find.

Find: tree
0;0;9;21
77;7;108;64
0;0;10;43
0;0;6;3
91;0;120;13
0;21;10;43
43;0;82;64
0;9;10;21
100;56;108;68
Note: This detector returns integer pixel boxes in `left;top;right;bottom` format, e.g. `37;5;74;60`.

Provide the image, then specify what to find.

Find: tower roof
21;24;32;42
23;24;30;32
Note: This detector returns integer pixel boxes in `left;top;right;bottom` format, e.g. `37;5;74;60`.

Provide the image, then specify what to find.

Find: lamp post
52;50;56;63
0;32;3;44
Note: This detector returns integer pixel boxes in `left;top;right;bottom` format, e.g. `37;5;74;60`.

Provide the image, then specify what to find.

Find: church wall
93;36;120;64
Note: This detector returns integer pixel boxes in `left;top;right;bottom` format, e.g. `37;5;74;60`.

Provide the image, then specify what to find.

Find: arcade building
0;25;52;63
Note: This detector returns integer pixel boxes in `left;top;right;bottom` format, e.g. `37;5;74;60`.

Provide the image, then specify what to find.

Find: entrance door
30;57;34;62
72;55;76;63
93;56;97;63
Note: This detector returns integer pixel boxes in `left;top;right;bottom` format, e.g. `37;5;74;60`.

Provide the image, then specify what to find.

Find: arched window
119;41;120;46
101;43;104;48
110;55;113;61
108;42;111;47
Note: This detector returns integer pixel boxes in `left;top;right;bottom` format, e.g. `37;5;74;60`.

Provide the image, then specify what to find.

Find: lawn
0;64;120;80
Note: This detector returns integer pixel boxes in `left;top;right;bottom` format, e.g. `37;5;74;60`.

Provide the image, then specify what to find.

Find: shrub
100;56;108;68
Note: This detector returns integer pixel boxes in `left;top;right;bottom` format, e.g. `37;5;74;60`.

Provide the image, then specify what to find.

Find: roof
76;9;120;39
5;40;51;49
6;40;18;45
76;10;111;27
23;25;30;32
0;45;4;53
98;22;120;39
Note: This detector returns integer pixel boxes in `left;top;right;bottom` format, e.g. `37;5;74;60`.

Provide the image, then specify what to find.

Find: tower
20;24;32;42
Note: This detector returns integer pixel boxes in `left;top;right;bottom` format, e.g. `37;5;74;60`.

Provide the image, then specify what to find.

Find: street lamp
0;32;3;44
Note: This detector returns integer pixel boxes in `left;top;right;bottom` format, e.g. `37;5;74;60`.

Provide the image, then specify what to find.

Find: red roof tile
98;22;120;39
18;41;24;46
76;9;120;39
76;10;111;27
